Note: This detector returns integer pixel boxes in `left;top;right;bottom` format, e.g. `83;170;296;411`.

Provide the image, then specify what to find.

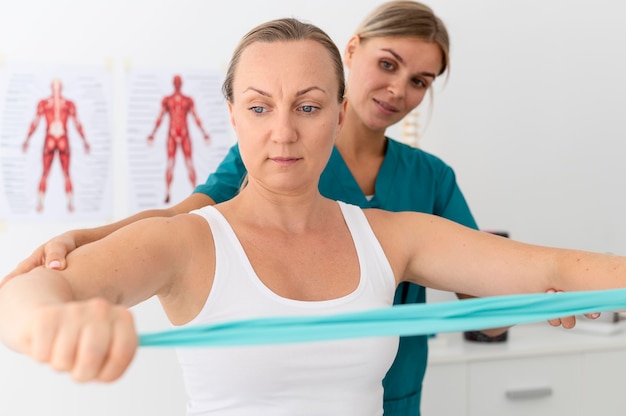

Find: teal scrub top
195;138;478;416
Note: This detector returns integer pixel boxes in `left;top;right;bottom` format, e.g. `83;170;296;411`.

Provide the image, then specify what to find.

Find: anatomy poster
126;69;232;212
0;66;113;221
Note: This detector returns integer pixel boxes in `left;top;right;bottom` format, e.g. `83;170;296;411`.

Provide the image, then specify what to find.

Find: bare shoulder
170;211;216;259
361;209;480;287
101;213;214;270
361;209;435;282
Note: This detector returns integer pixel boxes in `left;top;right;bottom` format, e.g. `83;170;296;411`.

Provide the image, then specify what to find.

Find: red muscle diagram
22;78;90;213
147;75;211;204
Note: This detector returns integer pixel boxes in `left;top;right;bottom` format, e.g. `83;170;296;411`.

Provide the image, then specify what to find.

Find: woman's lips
374;98;399;114
270;157;301;167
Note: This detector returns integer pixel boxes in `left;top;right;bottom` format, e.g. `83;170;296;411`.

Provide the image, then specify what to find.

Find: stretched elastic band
139;288;626;347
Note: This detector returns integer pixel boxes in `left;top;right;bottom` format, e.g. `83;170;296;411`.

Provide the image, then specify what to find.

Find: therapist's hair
354;0;450;76
222;17;346;104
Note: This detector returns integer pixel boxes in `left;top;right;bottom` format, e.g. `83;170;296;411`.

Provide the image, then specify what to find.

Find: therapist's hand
546;289;601;329
1;233;76;288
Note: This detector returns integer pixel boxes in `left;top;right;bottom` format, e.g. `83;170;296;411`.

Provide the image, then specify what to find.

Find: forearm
552;249;626;292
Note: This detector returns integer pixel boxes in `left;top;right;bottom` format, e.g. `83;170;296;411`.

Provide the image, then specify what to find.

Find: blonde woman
2;3;590;415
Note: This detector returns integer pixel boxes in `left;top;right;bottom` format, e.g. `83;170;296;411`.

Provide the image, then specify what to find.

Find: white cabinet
422;322;626;416
421;362;466;415
582;349;626;415
467;354;583;416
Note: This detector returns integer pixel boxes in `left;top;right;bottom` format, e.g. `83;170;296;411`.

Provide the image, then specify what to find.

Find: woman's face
228;40;345;196
344;35;443;132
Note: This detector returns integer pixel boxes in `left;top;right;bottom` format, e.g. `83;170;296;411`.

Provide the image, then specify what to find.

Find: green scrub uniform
194;138;478;416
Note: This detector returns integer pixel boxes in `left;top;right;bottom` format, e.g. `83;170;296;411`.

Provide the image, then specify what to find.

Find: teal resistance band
139;288;626;348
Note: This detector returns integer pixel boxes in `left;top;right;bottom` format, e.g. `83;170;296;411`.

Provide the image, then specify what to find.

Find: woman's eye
249;106;265;114
380;60;395;71
300;105;317;113
412;78;426;88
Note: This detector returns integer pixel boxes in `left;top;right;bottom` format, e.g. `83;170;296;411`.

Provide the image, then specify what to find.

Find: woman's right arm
0;214;204;382
0;271;138;383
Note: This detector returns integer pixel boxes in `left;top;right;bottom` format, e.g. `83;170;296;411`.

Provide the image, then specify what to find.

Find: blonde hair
354;0;450;76
222;17;345;104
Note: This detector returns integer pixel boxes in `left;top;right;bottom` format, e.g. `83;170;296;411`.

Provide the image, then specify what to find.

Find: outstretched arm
369;210;626;298
430;167;592;330
0;214;204;381
0;271;137;382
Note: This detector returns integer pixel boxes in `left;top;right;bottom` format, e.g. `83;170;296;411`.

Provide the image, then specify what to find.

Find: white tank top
176;201;398;416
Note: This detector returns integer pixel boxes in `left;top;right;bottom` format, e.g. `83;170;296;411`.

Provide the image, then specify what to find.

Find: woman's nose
387;78;406;99
271;113;298;143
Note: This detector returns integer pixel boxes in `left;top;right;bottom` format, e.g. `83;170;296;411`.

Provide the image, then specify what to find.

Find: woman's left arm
368;209;626;298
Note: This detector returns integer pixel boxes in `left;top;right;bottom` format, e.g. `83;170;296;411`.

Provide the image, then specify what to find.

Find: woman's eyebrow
243;87;269;96
243;86;327;97
296;86;326;96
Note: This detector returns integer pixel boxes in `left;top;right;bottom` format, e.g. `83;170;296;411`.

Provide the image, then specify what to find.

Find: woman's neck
334;105;387;160
334;105;387;196
220;185;333;234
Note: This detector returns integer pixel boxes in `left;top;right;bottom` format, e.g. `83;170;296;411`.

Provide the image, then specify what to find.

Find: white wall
425;0;626;254
0;0;625;414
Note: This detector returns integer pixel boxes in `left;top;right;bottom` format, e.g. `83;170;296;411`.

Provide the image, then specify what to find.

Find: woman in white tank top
2;16;626;416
